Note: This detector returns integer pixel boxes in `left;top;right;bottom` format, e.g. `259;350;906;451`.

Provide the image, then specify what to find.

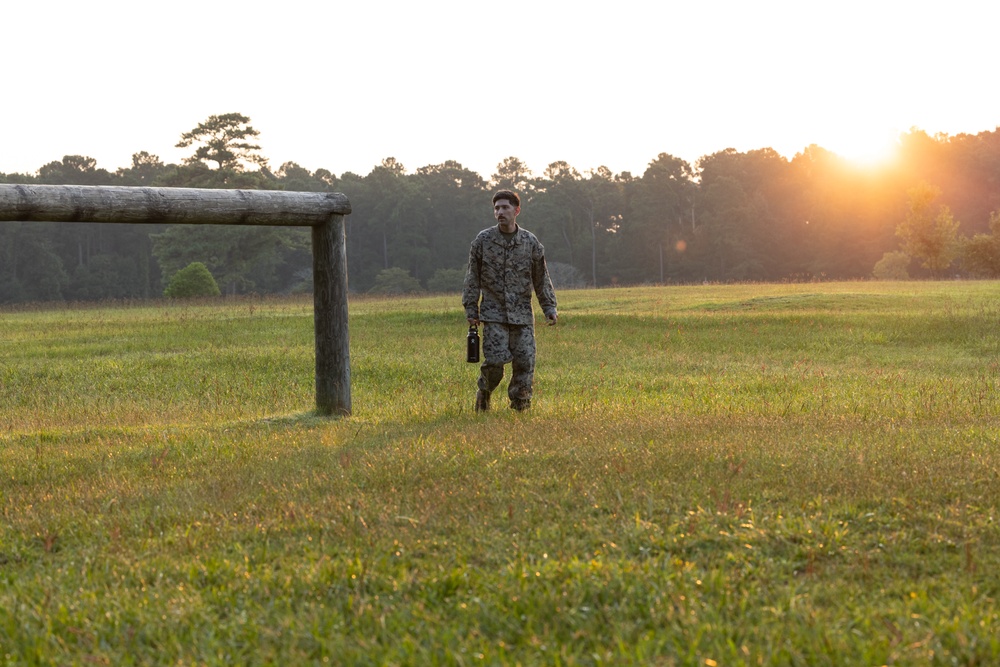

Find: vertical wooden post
312;214;352;416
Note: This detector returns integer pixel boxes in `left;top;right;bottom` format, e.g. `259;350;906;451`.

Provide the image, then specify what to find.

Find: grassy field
2;281;1000;665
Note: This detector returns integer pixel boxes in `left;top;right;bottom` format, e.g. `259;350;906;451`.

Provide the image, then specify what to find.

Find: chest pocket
506;242;534;294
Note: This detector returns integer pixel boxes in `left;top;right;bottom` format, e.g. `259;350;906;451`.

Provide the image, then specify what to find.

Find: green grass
2;282;1000;665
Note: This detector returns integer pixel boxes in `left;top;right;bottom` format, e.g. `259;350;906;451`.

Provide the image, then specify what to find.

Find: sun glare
826;128;901;168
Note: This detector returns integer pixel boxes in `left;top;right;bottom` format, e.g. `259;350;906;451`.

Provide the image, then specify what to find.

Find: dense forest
3;113;1000;304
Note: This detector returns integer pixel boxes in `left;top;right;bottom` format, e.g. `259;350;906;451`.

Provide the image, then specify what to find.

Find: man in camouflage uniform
463;189;558;412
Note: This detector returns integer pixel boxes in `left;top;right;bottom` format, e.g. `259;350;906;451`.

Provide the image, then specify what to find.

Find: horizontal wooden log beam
0;183;351;226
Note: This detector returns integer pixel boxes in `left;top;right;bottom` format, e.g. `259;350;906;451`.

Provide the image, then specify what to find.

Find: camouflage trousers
478;321;536;407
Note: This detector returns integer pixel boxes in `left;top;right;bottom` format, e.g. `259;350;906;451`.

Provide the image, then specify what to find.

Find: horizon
4;122;995;182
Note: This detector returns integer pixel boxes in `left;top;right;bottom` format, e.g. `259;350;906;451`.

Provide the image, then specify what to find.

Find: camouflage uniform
462;224;558;410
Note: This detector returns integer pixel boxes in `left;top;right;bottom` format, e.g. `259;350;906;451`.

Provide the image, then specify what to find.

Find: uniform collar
492;223;520;242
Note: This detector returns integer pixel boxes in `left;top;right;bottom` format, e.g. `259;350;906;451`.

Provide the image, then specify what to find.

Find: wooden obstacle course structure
0;183;353;416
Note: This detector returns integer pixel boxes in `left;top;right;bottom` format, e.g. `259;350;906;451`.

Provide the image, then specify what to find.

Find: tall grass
2;282;1000;665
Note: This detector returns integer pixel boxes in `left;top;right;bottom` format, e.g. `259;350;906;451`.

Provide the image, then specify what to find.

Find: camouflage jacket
462;225;558;326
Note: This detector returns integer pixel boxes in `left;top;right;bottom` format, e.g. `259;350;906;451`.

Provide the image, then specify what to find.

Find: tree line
3;112;1000;304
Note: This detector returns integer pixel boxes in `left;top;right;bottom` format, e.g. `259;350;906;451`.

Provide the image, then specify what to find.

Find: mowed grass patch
1;298;317;432
2;282;1000;665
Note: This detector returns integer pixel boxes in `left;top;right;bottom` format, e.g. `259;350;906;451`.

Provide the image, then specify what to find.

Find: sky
3;0;998;181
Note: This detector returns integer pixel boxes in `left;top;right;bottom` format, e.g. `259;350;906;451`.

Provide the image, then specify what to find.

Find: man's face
494;199;520;225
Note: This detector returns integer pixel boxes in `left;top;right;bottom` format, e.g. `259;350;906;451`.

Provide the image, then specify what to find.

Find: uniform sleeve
462;236;483;320
531;241;558;319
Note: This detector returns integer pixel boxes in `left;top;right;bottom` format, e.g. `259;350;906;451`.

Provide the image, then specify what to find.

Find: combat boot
510;398;531;412
475;389;490;412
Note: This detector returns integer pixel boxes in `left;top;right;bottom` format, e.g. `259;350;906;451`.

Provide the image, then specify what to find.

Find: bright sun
825;128;901;167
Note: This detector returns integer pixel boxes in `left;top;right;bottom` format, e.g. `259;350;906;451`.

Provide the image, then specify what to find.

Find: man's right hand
467;317;479;327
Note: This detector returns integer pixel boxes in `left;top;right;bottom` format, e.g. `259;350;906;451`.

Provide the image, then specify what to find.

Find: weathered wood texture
0;183;353;417
0;184;351;225
313;218;352;416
